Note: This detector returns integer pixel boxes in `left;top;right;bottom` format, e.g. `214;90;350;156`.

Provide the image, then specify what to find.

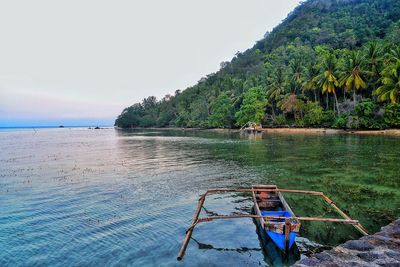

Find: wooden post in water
284;218;291;253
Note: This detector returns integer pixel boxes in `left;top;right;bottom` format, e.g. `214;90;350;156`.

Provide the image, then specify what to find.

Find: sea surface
0;128;399;266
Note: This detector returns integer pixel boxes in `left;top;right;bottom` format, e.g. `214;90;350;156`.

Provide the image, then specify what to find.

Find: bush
352;99;384;129
384;104;400;128
333;114;349;128
354;99;377;118
321;110;336;127
303;102;324;126
347;115;360;129
273;114;286;126
295;118;305;127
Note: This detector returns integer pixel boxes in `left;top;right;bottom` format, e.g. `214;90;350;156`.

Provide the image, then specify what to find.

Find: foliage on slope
115;0;400;129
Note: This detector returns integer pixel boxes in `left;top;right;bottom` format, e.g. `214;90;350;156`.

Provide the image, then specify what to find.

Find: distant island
115;0;400;130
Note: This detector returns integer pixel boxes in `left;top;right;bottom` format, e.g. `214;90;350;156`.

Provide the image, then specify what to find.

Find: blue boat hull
261;210;297;251
253;208;300;265
266;231;297;251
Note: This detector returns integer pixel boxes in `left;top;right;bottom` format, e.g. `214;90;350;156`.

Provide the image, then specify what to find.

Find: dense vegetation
115;0;400;129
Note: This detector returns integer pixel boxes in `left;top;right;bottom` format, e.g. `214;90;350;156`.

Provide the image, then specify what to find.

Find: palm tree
266;67;287;118
339;51;367;105
365;42;382;80
289;57;304;94
316;53;340;115
382;43;400;65
365;42;383;90
302;63;319;102
389;46;400;62
373;60;400;104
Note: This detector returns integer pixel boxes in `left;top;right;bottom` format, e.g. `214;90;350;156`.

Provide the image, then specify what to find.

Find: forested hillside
115;0;400;129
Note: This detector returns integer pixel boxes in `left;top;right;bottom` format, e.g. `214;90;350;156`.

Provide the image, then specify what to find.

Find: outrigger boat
252;185;300;252
177;185;368;261
240;122;263;135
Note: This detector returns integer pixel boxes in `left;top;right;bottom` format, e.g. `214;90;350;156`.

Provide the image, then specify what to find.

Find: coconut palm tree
365;42;382;80
302;63;319;102
266;66;287;118
389;46;400;62
373;60;400;104
339;51;367;105
289;57;304;94
316;53;340;115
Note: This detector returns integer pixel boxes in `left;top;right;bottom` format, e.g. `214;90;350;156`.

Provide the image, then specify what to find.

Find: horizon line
0;125;114;128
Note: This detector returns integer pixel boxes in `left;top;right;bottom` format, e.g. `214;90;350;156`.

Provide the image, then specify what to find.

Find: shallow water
0;128;399;266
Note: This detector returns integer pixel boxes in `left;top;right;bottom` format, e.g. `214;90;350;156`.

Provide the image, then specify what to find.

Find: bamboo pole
177;186;369;261
320;194;369;235
204;188;323;196
197;215;360;224
177;195;206;261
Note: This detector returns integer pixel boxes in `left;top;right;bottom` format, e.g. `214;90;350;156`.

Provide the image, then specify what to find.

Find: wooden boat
240;122;263;134
177;186;368;261
252;185;300;252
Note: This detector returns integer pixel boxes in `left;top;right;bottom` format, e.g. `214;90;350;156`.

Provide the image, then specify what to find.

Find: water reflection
192;237;262;253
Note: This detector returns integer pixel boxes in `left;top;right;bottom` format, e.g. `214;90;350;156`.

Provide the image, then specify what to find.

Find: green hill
115;0;400;129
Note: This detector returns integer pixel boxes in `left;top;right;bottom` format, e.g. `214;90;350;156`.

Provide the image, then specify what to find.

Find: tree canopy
115;0;400;130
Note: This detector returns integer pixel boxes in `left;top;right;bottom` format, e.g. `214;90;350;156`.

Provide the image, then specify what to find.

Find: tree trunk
326;93;329;110
334;92;340;115
333;97;336;113
314;90;317;102
343;88;346;101
353;89;357;105
271;103;276;119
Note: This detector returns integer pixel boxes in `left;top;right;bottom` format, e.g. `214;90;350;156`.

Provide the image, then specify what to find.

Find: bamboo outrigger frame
177;187;368;261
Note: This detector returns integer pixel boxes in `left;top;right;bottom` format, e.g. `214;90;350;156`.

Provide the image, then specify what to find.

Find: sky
0;0;301;127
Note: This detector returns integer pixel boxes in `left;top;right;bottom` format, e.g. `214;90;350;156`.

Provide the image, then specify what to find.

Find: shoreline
262;128;400;136
117;127;400;136
294;219;400;266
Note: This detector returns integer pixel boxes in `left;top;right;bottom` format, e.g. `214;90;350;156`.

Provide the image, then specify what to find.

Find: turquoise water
0;128;399;266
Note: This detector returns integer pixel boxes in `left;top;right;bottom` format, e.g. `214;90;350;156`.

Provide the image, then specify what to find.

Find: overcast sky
0;0;301;127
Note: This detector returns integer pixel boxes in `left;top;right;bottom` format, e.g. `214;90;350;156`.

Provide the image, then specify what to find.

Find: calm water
0;128;399;266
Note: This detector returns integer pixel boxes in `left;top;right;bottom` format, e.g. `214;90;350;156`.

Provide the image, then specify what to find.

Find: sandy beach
122;127;400;136
262;128;400;136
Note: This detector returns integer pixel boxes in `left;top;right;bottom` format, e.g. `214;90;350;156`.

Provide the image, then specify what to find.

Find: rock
294;219;400;267
357;252;379;261
342;240;375;251
295;257;319;266
315;252;332;261
385;251;400;261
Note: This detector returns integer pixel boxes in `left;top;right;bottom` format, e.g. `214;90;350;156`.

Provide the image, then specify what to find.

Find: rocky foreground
295;219;400;267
